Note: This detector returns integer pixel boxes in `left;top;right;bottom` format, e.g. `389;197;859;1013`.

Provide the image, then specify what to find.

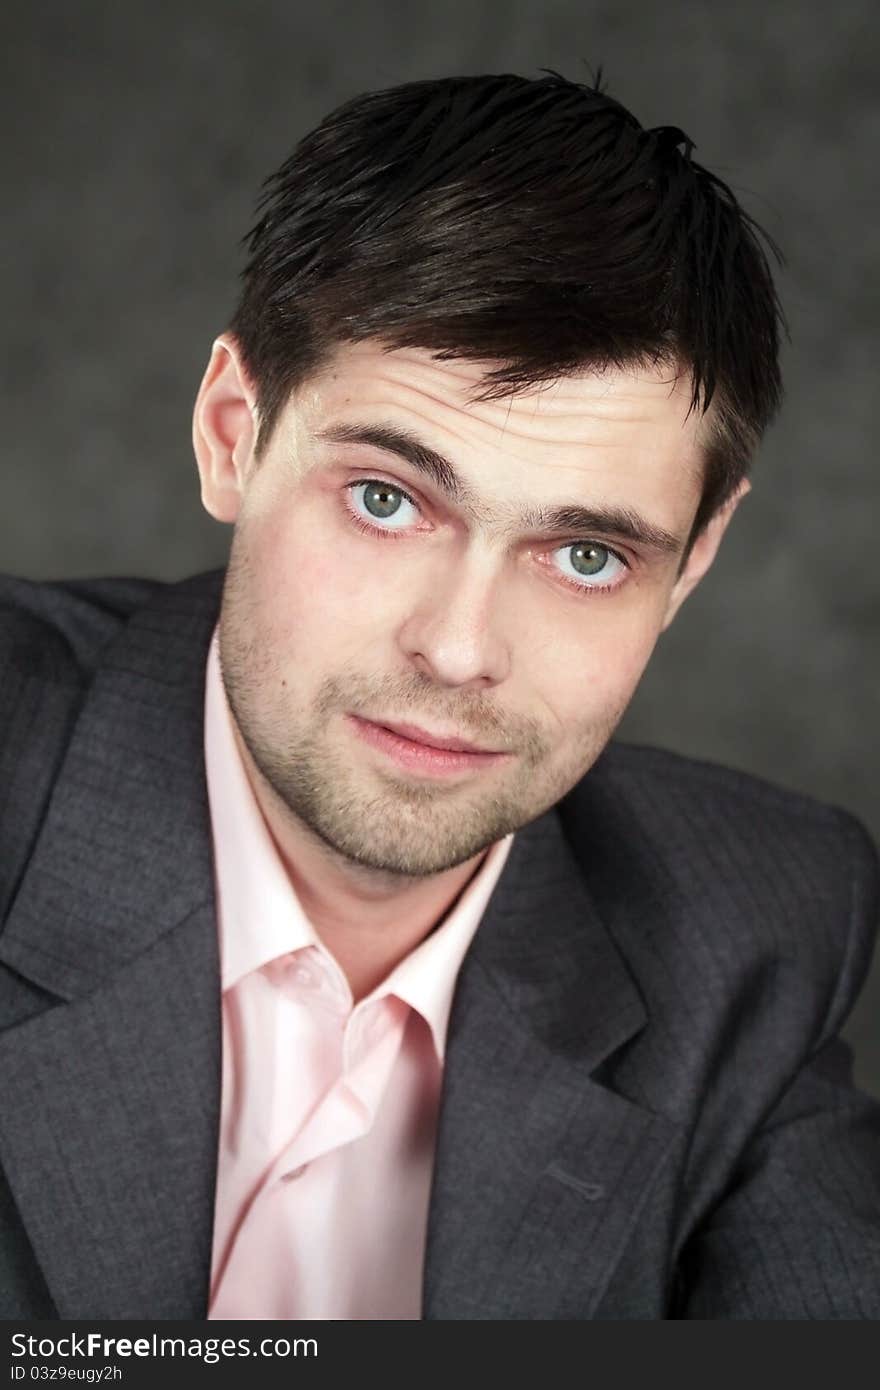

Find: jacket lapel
0;570;225;1318
423;807;681;1319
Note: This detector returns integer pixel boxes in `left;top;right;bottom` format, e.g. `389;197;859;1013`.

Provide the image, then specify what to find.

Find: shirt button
282;1164;309;1182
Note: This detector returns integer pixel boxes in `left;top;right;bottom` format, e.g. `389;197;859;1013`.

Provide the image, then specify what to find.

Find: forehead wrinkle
335;352;678;440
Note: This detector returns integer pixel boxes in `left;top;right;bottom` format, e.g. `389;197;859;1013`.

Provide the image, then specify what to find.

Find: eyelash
342;477;630;596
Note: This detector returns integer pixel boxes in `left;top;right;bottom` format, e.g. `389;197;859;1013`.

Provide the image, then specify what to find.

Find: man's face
205;339;727;878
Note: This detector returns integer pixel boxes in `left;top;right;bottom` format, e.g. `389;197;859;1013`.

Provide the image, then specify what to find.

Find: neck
234;727;490;1001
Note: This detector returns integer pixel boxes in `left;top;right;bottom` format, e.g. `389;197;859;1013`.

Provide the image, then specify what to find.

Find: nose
396;547;512;690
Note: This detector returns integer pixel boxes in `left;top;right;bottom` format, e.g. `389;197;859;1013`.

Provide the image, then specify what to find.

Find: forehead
285;340;706;524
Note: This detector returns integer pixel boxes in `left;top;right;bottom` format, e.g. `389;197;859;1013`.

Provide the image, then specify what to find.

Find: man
1;70;878;1322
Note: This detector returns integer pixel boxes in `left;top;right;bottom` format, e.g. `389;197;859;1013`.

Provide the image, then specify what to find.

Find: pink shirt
202;629;514;1319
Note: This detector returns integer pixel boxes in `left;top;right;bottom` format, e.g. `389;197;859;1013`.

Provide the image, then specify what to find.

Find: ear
661;479;750;630
192;332;259;524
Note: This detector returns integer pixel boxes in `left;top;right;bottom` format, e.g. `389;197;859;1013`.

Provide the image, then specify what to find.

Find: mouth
369;718;502;754
346;715;510;778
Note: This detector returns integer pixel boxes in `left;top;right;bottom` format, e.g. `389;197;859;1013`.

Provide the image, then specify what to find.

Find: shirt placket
264;948;411;1183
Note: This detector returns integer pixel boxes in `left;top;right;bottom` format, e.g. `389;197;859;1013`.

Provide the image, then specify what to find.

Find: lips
370;719;499;754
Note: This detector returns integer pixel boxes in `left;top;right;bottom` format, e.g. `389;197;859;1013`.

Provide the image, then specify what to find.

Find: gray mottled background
3;1;878;1093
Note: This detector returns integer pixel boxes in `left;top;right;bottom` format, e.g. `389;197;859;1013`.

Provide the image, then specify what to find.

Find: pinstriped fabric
555;750;880;1318
0;572;221;999
0;574;166;1314
675;1037;880;1318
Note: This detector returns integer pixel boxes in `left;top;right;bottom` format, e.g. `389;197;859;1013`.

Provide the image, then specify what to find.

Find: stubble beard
218;537;626;881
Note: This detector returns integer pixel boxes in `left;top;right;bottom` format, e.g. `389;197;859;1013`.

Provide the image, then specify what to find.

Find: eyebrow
314;420;683;555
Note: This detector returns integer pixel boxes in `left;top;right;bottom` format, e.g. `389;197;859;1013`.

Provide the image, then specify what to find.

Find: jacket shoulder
560;740;879;1046
573;738;875;854
0;572;163;686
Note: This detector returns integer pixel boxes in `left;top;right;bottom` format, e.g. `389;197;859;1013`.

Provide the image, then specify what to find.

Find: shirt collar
204;628;320;989
365;833;512;1060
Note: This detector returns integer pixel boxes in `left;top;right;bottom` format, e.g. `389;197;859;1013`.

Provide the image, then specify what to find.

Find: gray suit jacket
1;568;879;1320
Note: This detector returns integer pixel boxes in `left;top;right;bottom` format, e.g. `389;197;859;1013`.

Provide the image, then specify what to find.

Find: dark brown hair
230;70;785;537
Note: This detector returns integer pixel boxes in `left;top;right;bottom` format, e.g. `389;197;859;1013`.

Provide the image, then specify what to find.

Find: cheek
248;507;408;652
537;586;666;669
527;594;667;731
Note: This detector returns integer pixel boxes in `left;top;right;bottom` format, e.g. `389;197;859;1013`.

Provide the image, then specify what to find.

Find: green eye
569;543;610;576
347;479;420;533
554;541;625;590
362;482;405;520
